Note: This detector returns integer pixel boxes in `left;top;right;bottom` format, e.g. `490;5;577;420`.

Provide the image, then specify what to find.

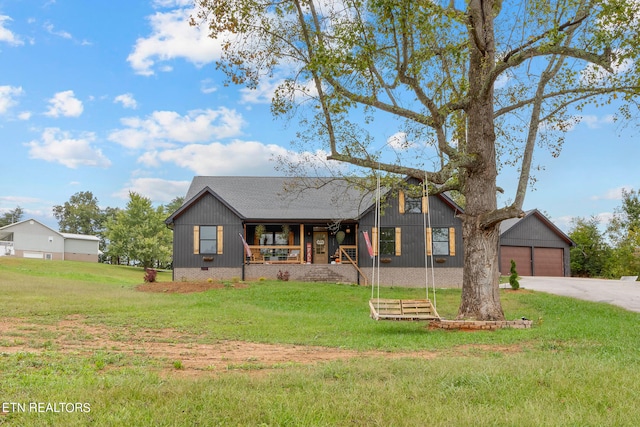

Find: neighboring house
499;209;574;277
0;219;100;262
165;176;572;286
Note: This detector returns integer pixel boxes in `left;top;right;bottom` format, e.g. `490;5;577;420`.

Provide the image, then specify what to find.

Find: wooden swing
368;174;440;322
369;298;439;321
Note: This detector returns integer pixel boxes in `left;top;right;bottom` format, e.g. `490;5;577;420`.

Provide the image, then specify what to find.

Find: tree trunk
457;0;505;321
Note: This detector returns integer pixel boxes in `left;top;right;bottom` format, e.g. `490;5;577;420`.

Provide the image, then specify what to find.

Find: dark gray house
165;176;572;286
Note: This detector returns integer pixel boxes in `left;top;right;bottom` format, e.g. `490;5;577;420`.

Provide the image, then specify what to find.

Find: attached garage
499;210;574;277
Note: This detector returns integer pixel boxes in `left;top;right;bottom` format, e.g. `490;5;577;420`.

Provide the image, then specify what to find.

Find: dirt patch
0;316;442;377
136;281;247;293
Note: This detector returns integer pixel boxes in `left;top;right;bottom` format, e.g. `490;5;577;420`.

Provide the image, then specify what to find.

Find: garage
500;246;532;276
499;246;564;277
499;210;574;277
534;247;564;276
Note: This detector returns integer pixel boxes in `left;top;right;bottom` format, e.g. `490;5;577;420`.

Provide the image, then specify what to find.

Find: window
399;190;427;214
405;196;422;214
199;226;218;254
379;227;396;255
432;227;450;256
194;225;223;255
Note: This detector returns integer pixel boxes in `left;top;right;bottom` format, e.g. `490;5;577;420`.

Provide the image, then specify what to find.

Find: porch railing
337;245;368;287
248;245;303;264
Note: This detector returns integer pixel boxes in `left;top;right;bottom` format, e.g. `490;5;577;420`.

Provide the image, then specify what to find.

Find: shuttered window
399;190;423;214
379;227;401;256
193;225;223;254
426;227;456;256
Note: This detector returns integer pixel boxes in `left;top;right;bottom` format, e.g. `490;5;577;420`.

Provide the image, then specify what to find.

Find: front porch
244;223;359;264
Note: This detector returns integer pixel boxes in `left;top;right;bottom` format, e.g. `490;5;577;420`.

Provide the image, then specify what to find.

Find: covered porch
243;222;359;265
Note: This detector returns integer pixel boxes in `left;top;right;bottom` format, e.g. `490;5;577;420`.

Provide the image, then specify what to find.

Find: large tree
53;191;103;235
194;0;640;319
104;192;172;268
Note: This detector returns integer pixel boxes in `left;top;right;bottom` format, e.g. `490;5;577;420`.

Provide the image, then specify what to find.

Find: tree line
569;189;640;278
1;191;183;269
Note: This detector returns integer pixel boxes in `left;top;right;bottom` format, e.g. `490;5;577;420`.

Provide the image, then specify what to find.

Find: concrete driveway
518;276;640;313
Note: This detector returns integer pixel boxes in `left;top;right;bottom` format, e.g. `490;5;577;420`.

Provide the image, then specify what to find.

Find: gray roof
181;176;379;221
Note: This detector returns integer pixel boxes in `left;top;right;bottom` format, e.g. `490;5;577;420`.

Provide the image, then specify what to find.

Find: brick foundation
173;265;464;288
432;319;532;330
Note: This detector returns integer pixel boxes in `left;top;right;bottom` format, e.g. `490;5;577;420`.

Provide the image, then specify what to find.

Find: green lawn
1;258;640;426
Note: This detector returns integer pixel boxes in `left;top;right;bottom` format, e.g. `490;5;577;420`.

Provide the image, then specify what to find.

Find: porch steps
300;266;351;283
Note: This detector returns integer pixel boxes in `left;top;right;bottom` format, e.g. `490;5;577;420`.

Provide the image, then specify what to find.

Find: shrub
277;270;290;281
144;268;157;283
509;260;520;290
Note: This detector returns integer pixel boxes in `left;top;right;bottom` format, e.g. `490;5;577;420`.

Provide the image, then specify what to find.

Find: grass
2;258;640;426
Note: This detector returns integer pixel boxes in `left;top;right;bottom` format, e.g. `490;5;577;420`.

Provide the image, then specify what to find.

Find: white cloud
45;90;84;117
0;15;23;46
43;22;72;39
113;177;190;203
591;186;634;201
0;195;43;205
25;128;111;169
138;139;339;176
137;140;289;175
0;85;24;114
114;93;138;109
386;132;413;150
577;114;616;129
200;78;218;94
240;79;282;104
17;111;32;120
108;107;245;149
127;7;224;76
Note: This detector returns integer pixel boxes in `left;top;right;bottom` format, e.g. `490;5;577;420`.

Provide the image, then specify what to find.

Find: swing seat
369;298;440;321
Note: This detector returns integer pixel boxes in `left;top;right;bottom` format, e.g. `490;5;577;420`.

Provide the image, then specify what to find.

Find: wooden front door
313;231;328;264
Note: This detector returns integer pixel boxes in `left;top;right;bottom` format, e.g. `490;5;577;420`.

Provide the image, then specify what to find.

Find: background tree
607;189;640;277
104;192;172;268
569;216;611;278
0;206;24;227
165;196;185;216
195;0;640;319
53;191;103;235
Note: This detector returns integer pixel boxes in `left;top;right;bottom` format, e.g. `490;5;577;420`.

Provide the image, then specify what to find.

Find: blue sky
0;0;637;232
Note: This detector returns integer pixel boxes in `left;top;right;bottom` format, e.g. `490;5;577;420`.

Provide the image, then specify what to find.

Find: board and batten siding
358;191;463;268
172;192;244;269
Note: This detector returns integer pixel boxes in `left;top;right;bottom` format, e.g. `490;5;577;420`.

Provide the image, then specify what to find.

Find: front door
313;231;328;264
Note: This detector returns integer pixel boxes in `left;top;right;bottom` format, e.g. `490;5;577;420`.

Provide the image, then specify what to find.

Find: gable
500;211;573;248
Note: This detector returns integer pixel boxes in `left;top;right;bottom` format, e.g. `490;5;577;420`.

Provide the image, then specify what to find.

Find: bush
144;268;157;283
509;260;520;290
277;270;290;281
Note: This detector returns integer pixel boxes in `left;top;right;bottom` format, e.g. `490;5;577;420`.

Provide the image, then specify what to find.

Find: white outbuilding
0;219;100;262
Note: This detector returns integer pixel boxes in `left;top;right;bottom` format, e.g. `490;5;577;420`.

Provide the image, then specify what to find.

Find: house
499;209;574;277
0;219;100;262
165;176;572;286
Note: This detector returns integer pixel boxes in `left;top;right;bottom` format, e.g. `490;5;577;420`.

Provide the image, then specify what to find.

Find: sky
0;0;638;233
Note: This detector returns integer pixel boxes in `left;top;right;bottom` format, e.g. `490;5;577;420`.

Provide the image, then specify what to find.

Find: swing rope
423;174;437;310
369;173;438;319
371;172;381;312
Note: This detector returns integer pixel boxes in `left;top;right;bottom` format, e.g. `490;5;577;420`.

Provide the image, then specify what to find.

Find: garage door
534;247;564;277
500;246;532;276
